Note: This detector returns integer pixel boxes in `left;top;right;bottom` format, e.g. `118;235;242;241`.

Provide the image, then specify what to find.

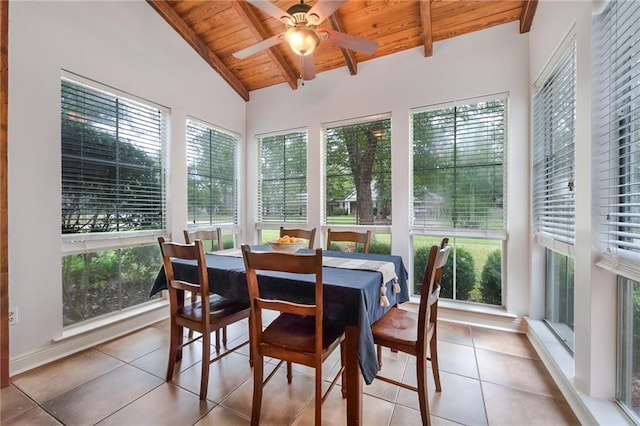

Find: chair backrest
183;227;223;252
326;228;371;253
158;237;210;319
279;226;317;249
417;239;451;337
241;245;324;354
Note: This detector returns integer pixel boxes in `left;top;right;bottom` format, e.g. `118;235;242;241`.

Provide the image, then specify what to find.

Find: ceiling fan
232;0;378;81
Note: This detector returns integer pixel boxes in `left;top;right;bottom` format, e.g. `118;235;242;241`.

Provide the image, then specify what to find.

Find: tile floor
1;317;579;425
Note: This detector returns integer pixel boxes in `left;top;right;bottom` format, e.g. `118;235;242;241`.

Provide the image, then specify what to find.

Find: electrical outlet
8;307;17;325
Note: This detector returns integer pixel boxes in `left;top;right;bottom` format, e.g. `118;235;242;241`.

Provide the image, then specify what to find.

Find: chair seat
371;307;435;352
180;294;250;321
262;313;345;353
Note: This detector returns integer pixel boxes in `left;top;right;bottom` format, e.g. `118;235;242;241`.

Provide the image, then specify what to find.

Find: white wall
246;22;531;317
528;0;617;403
8;1;245;362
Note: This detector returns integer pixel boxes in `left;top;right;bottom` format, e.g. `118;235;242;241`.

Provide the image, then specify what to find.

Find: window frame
61;72;169;255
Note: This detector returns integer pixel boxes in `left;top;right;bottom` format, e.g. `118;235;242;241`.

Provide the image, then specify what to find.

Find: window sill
56;299;169;342
525;317;631;425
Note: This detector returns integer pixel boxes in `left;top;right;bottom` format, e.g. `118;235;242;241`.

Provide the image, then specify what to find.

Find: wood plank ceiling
148;0;538;101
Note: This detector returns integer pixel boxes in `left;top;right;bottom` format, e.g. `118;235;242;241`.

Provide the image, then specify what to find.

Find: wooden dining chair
371;238;451;426
183;227;226;349
158;237;250;400
326;228;372;253
279;226;317;248
241;245;346;426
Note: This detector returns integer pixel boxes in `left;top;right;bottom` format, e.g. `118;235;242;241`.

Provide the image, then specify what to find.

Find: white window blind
412;99;505;232
532;41;576;246
594;0;640;264
257;130;307;223
61;77;166;236
323;116;392;226
186;118;239;227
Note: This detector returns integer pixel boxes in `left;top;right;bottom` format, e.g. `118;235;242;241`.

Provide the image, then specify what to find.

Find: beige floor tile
1;384;37;422
482;381;580;425
41;364;163;425
11;349;123;403
96;327;168;363
471;327;538;359
221;365;315;425
431;340;478;379
365;356;405;403
96;382;214;426
172;351;253;403
475;348;561;398
437;321;473;346
292;382;348;426
195;405;251;425
130;340;205;379
390;404;463;426
397;367;487;425
1;406;62;426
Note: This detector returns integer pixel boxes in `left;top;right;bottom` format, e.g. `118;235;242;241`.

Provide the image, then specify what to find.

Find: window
593;0;640;419
257;130;307;228
411;98;505;304
61;75;167;326
545;249;575;350
186;118;239;228
323;115;392;227
617;277;640;420
531;35;576;343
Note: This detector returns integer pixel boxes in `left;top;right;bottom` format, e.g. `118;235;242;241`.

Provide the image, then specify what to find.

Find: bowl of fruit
268;235;304;253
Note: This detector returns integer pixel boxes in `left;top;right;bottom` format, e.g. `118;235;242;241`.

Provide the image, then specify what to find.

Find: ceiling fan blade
246;0;292;24
306;0;348;25
232;32;285;59
301;54;316;81
322;28;378;55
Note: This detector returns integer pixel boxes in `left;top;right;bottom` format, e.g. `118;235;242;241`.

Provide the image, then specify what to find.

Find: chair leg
165;321;181;382
215;329;221;353
223;326;228;346
200;331;211;400
416;353;431;426
315;365;322;426
286;361;293;384
251;356;264;426
341;341;347;398
430;334;442;392
377;344;382;369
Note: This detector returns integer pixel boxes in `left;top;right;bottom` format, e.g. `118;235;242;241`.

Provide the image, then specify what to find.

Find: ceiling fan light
285;27;320;56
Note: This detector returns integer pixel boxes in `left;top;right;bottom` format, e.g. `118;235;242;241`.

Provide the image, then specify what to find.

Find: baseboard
525;317;631;426
9;304;169;377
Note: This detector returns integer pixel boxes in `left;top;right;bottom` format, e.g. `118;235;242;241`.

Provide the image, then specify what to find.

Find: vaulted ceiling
148;0;538;101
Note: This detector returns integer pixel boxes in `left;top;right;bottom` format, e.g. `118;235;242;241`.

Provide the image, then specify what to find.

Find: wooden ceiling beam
328;13;358;76
519;0;538;34
232;1;299;90
419;0;433;57
146;0;250;101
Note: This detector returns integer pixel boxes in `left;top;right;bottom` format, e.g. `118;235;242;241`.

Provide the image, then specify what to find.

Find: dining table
150;245;409;425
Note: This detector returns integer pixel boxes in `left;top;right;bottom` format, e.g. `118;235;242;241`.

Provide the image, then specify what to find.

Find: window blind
532;41;576;246
594;0;640;262
186;119;239;227
61;78;166;235
257;131;307;223
412;99;505;232
323;117;392;226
